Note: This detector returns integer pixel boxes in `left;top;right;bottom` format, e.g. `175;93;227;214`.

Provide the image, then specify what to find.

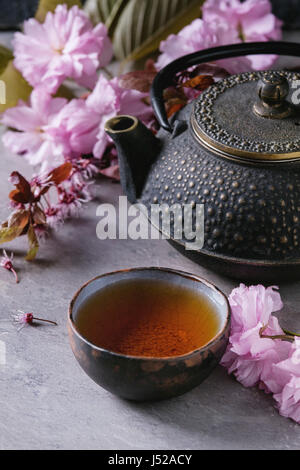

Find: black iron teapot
105;42;300;282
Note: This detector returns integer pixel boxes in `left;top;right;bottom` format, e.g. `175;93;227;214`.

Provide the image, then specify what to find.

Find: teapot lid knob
253;73;293;119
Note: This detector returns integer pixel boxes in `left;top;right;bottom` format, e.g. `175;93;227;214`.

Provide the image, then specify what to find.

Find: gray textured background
0;31;299;450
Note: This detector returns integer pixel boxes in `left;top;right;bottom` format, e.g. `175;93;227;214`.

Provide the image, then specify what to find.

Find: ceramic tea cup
68;267;230;401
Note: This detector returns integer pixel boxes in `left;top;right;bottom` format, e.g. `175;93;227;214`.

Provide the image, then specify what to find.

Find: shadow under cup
68;267;231;401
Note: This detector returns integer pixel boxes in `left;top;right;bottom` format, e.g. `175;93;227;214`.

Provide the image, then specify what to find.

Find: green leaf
113;0;204;63
0;61;32;113
92;0;117;22
8;210;30;232
0;225;24;244
35;0;82;22
25;225;39;261
85;0;130;36
0;209;30;244
0;45;13;76
104;0;131;37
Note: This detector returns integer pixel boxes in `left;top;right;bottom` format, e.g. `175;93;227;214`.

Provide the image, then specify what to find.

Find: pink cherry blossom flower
221;284;300;424
202;0;282;42
2;26;151;174
0;250;18;283
44;181;91;227
1;89;72;172
74;159;99;180
64;75;153;159
156;0;282;74
221;284;290;387
202;0;282;70
13;5;113;94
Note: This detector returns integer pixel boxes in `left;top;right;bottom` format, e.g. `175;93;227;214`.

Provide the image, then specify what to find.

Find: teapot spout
105;115;161;203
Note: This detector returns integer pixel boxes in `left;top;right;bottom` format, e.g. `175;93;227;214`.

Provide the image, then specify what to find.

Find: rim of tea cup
68;267;231;361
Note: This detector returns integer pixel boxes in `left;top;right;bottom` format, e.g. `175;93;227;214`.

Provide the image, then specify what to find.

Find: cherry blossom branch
259;324;295;342
31;317;57;326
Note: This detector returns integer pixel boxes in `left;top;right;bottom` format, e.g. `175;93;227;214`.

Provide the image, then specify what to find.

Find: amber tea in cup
75;277;220;358
69;268;230;400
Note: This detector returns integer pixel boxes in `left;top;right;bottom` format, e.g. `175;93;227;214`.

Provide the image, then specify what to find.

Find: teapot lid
191;70;300;162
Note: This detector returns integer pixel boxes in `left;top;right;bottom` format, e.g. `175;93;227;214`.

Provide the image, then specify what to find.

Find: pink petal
274;377;300;423
1;105;41;131
100;164;120;180
2;130;41;155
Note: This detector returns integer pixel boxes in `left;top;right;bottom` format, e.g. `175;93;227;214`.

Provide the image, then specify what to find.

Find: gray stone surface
0;33;300;451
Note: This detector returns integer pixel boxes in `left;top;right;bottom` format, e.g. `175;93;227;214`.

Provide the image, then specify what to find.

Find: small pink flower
13;5;113;94
12;310;57;330
57;188;85;218
75;159;99;180
12;312;34;325
0;250;19;283
45;206;64;228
